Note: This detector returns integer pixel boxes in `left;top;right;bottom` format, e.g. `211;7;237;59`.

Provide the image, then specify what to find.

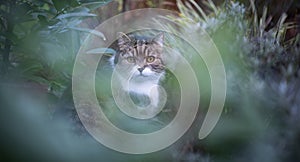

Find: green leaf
37;15;48;24
2;32;19;44
86;48;116;55
51;0;67;11
68;27;106;40
80;1;110;10
56;12;96;19
69;0;80;7
51;0;80;12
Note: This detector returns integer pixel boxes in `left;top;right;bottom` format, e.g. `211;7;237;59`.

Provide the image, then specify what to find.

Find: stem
2;33;12;73
122;0;127;12
3;38;11;65
2;0;15;73
2;19;13;73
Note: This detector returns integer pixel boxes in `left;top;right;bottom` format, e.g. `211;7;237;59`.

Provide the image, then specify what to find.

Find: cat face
114;33;165;81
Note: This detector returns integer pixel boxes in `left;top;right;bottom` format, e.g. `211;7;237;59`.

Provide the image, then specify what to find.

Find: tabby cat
110;32;165;111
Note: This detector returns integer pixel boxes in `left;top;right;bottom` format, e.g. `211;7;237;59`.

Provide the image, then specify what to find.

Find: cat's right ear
152;32;164;47
117;32;131;50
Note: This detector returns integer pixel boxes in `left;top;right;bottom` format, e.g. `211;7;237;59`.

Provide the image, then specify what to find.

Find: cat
110;32;166;114
53;32;179;135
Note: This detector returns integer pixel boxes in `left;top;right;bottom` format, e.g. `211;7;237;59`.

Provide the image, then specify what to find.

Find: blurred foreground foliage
0;0;110;97
0;0;299;162
164;0;300;161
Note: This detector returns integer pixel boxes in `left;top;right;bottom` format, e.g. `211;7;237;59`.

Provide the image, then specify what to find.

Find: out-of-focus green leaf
30;0;53;7
26;76;50;85
69;0;81;7
51;0;80;12
86;48;116;55
68;27;106;40
37;15;48;25
80;1;110;10
51;0;67;11
12;2;32;17
2;32;19;44
56;12;96;19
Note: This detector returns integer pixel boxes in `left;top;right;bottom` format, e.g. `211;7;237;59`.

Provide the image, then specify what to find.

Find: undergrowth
163;0;300;161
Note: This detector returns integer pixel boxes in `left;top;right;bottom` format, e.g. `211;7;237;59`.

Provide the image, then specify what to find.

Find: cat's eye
126;57;135;63
146;56;155;63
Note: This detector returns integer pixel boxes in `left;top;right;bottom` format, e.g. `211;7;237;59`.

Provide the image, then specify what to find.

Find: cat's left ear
152;32;164;47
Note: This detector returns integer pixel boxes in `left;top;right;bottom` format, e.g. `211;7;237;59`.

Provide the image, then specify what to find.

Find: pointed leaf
86;48;116;55
68;27;106;40
56;12;96;19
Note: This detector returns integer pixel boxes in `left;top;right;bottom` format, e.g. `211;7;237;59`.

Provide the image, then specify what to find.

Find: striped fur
111;33;166;108
116;33;165;73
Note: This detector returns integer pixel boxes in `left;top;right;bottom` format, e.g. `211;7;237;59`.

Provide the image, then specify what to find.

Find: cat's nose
137;67;144;73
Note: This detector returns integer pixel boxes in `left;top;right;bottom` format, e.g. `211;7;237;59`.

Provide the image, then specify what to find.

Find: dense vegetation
0;0;299;161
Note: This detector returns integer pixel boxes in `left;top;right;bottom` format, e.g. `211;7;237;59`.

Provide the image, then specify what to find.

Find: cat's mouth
130;73;152;81
137;73;149;77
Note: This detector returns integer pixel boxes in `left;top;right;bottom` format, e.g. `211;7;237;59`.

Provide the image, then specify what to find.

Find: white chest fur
118;71;164;108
